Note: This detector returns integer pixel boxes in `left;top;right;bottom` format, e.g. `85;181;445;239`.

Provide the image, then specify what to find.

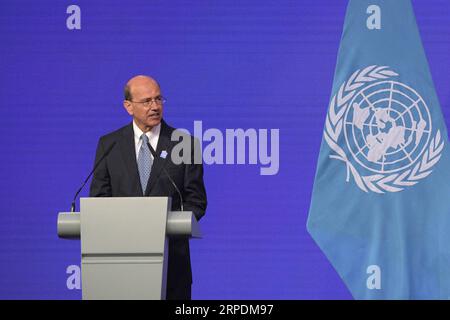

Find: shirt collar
133;120;161;141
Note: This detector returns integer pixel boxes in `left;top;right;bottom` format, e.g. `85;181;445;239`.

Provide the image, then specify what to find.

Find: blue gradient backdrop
0;0;449;299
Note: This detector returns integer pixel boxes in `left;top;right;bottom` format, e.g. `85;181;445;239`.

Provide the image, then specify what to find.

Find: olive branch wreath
324;65;444;193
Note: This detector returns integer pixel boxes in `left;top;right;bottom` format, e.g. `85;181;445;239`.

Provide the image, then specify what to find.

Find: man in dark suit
89;75;207;300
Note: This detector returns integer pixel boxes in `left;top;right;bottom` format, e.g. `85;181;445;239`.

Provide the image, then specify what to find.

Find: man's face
123;78;163;131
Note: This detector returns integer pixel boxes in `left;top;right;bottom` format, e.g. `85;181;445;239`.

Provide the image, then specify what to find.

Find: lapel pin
160;150;168;159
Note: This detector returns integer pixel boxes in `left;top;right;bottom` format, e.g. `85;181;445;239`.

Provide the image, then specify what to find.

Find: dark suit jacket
89;119;207;287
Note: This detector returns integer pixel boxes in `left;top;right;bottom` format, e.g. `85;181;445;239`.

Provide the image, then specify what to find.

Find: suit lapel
145;120;172;195
119;123;144;196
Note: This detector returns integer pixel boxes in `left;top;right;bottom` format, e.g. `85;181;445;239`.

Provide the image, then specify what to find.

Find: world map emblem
324;65;444;193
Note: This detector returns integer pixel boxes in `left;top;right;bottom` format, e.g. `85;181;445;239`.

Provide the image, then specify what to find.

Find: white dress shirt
133;121;161;160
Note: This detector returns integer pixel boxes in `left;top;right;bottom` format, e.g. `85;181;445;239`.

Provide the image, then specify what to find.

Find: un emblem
325;65;444;193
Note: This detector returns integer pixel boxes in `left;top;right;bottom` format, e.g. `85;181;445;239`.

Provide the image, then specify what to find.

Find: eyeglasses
129;95;166;107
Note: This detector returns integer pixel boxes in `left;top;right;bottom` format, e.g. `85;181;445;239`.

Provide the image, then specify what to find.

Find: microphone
70;141;117;212
146;142;184;211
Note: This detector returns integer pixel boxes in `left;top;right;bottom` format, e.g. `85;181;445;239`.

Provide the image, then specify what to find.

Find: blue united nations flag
307;0;450;299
